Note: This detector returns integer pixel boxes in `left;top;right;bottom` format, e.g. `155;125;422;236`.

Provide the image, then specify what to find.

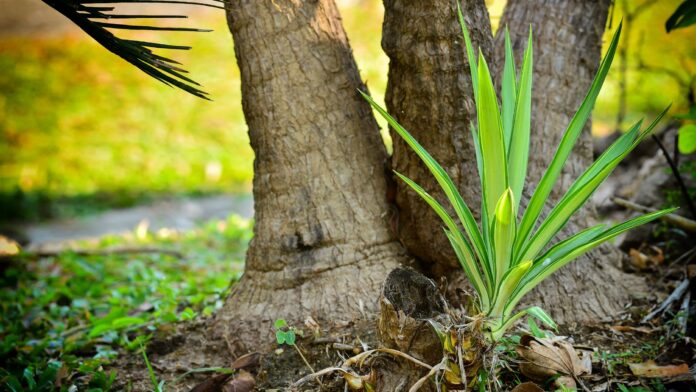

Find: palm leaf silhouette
42;0;225;99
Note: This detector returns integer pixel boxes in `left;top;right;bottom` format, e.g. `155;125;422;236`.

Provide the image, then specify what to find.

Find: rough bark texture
382;0;494;275
214;0;407;348
385;0;646;324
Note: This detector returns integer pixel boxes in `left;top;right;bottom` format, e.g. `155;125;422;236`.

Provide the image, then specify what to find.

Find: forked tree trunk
115;1;651;389
384;0;646;324
382;0;494;277
213;0;407;348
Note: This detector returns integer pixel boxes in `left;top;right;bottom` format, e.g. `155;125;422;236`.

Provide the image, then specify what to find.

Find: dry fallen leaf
510;381;544;392
688;264;696;280
231;352;260;370
628;246;664;270
223;370;255;392
516;335;592;390
189;373;233;392
628;360;690;378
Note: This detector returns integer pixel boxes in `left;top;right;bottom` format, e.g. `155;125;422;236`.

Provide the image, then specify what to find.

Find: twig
575;376;592;392
673;246;696;265
408;359;447;392
290;367;350;388
293;347;435;390
642;279;690;323
343;348;433;370
651;134;696;220
21;246;185;259
457;339;467;391
611;197;696;232
678;291;690;335
332;343;360;352
293;344;316;375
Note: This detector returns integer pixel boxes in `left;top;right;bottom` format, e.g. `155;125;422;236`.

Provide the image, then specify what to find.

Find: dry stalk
343;348;433;370
408;358;448;392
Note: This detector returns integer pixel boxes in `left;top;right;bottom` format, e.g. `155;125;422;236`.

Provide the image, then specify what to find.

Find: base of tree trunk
110;256;646;391
211;242;407;352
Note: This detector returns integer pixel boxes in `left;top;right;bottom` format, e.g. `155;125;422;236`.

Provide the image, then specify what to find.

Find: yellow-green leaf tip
495;188;515;225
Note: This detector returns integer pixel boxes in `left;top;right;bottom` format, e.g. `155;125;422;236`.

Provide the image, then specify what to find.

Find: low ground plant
0;215;251;391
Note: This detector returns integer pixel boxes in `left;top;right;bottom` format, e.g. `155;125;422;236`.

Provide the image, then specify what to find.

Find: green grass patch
0;3;392;222
0;11;253;222
0;214;252;391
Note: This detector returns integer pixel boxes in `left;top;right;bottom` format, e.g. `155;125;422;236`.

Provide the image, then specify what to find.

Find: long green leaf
505;207;677;315
507;28;533;210
489;260;530;318
519;108;668;262
502;27;517;155
535;224;607;265
477;54;508;221
445;229;490;310
566;120;642;195
394;172;490;306
514;23;623;255
457;2;478;99
361;91;489;267
490;306;556;341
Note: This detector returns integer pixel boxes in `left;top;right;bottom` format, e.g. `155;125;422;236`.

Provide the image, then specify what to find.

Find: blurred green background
0;0;694;222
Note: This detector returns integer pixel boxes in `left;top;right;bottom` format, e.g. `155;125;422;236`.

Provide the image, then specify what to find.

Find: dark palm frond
42;0;226;99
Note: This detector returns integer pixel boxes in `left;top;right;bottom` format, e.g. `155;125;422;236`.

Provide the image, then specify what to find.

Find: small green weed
274;319;315;376
1;215;252;390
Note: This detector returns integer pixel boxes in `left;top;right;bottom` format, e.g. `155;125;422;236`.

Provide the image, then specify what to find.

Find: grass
0;2;392;222
0;9;252;222
1;1;691;222
0;214;252;391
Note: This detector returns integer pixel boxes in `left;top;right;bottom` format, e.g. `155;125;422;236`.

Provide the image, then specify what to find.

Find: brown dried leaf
510;381;544;392
189;373;233;392
231;352;260;370
516;335;591;389
688;264;696;280
128;302;154;316
628;361;690;378
628;246;664;270
223;370;255;392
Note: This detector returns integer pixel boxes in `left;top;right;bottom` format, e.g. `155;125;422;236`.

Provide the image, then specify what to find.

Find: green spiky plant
361;9;675;344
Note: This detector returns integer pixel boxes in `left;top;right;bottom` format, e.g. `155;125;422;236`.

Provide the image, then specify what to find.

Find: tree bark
214;0;407;348
382;0;494;276
385;0;646;324
494;0;646;323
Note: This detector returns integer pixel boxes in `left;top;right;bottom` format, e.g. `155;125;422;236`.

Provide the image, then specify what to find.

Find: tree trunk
385;0;646;324
494;0;647;323
382;0;494;277
214;0;407;348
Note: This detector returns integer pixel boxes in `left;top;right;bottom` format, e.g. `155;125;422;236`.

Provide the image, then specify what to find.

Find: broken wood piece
611;197;696;232
641;279;690;323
